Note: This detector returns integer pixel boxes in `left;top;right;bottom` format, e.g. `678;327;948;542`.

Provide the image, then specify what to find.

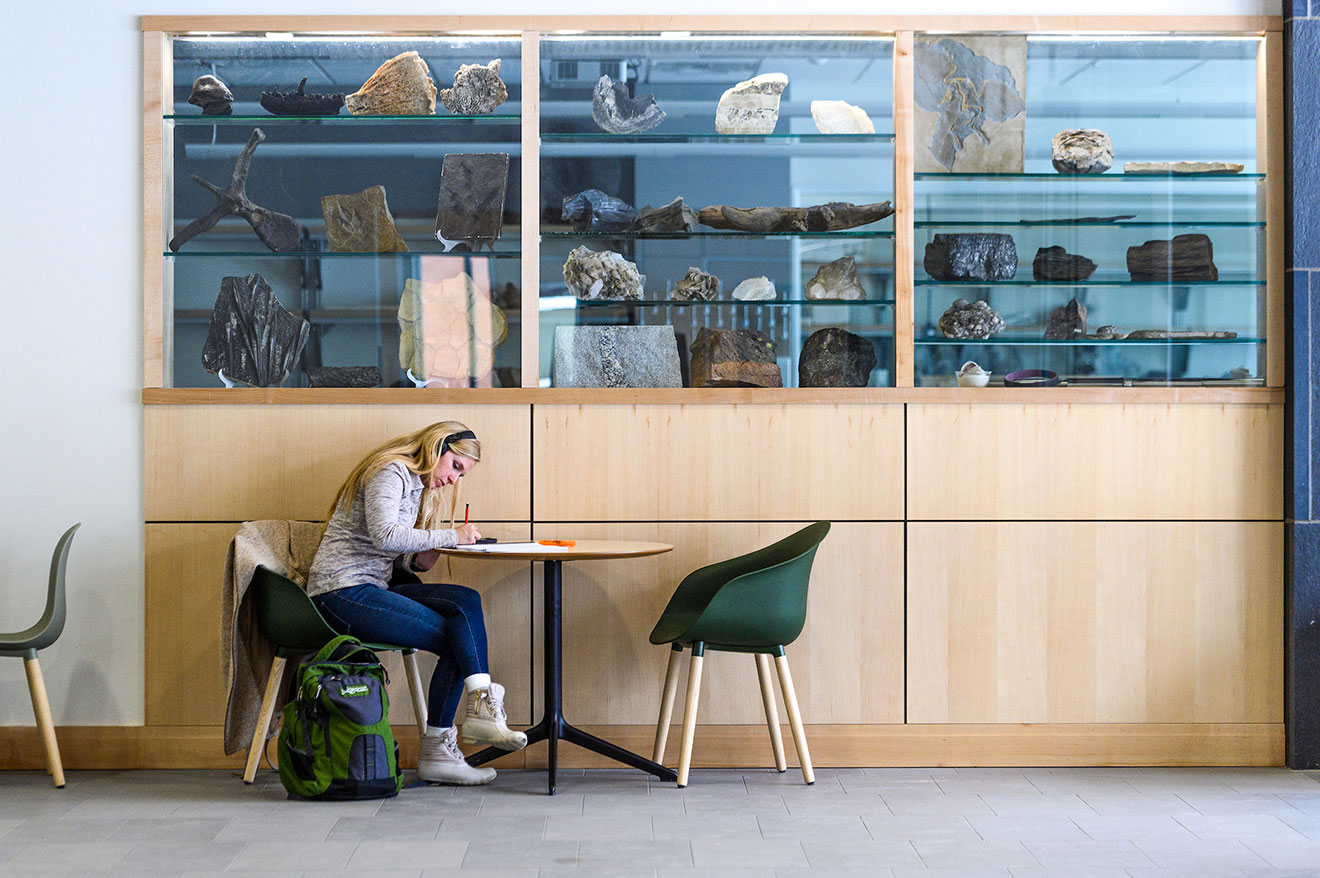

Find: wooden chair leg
23;657;64;788
402;650;428;735
774;652;814;785
755;653;787;772
652;645;684;764
243;656;285;784
677;647;704;788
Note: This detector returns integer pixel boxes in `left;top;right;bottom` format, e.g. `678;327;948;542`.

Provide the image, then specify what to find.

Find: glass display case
538;34;896;388
163;36;523;388
911;35;1265;387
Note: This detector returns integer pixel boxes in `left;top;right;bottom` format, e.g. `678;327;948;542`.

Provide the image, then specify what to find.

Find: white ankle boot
460;682;528;751
417;726;496;785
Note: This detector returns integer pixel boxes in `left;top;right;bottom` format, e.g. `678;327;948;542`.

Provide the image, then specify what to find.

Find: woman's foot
417;726;496;785
460;683;528;751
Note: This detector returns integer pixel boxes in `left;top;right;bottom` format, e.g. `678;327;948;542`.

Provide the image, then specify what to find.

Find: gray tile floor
1;766;1320;876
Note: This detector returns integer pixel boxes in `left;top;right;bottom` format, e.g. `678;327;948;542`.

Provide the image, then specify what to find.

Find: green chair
1;523;78;788
649;521;830;787
243;565;430;783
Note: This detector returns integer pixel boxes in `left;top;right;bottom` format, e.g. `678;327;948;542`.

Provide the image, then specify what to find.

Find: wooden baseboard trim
0;723;1282;770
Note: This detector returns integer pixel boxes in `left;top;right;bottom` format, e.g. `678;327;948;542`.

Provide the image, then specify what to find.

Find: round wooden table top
437;540;673;562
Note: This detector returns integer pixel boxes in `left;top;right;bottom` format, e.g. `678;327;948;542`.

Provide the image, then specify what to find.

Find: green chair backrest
0;523;79;655
651;521;830;650
252;566;339;654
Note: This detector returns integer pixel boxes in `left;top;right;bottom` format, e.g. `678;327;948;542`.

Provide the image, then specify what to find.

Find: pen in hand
464;503;470;525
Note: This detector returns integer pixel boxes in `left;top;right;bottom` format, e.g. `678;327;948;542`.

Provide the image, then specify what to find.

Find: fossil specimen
201;274;309;387
1051;129;1113;174
188;75;233;115
321;185;408;252
698;201;893;234
1033;246;1097;281
1126;234;1218;281
631;197;698;232
346;51;437;115
715;73;788;134
561;189;636;231
592;75;665;134
260;77;344;115
440;59;508;115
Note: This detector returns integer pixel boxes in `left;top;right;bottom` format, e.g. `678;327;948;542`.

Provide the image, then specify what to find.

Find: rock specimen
1020;215;1135;225
631;197;697;232
690;328;782;388
398;275;508;385
732;276;776;301
434;153;509;248
698;201;893;234
1051;129;1114;174
561;189;637;232
938;299;1005;339
669;267;720;302
810;100;875;134
201;274;309;387
1124;329;1237;339
1126;234;1218;281
440;59;508;115
1032;246;1097;281
799;328;877;387
592;75;665;134
306;366;380;388
715;73;788;134
1124;161;1245;175
188;74;233;115
321;185;408;252
805;256;867;300
260;77;344;115
1089;325;1123;339
169;128;302;253
552;325;682;388
914;37;1026;172
1044;297;1088;339
346;51;437;115
563;246;645;300
924;234;1018;281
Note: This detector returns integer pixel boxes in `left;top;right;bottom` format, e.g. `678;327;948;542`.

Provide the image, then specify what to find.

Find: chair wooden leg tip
676;783;686;789
807;780;815;785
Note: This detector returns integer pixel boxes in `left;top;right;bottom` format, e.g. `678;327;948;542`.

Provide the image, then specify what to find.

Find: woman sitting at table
305;421;526;786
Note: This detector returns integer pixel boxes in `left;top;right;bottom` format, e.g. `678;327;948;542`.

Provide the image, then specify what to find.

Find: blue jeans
313;577;489;727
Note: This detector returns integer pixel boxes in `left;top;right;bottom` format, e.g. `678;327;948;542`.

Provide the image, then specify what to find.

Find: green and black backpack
277;634;403;800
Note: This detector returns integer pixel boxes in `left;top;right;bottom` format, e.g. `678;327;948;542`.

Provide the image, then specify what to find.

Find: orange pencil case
538;540;576;547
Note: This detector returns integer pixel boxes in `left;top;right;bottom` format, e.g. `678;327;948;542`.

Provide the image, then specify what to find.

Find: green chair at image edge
243;565;431;784
1;523;78;789
649;521;830;787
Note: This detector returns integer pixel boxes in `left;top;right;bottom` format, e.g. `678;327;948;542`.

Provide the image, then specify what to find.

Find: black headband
439;430;477;457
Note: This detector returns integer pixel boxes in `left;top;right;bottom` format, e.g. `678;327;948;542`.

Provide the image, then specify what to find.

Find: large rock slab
715;73;787;134
690;328;782;388
552;325;682;388
563;246;645;300
698;201;892;233
669;267;720;301
1126;234;1219;281
321;185;408;252
398;274;508;385
924;233;1018;281
201;273;309;387
805;255;866;300
440;59;508;115
1032;246;1096;281
631;197;697;232
1124;161;1244;175
346;51;437;115
938;298;1005;339
592;75;665;134
799;328;876;387
1051;129;1113;174
1044;297;1088;339
434;153;508;248
810;100;875;134
561;189;636;232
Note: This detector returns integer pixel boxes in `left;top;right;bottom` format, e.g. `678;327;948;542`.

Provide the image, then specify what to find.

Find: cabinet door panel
906;522;1283;724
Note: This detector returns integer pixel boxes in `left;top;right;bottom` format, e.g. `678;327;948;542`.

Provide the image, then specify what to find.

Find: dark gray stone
1126;234;1218;281
201;274;309;387
188;74;233;115
924;233;1018;281
434;153;509;248
938;298;1005;339
1033;246;1097;281
632;197;698;233
1044;297;1087;339
561;189;637;231
592;75;665;134
698;201;893;233
260;77;344;115
690;328;782;388
306;366;380;388
552;325;682;387
439;59;508;115
798;328;877;387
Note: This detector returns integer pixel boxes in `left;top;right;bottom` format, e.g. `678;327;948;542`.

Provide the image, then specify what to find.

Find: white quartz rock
732;276;776;301
810;100;875;134
715;73;788;135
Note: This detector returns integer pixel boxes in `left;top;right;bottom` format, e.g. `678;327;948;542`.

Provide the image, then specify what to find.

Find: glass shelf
542;133;894;144
571;299;896;308
165;249;522;259
166;113;520;125
914;220;1265;229
543;229;893;240
915;336;1262;346
915;273;1264;287
915;171;1263;180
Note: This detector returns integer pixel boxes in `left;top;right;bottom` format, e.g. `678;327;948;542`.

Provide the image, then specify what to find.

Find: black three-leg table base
466;558;678;794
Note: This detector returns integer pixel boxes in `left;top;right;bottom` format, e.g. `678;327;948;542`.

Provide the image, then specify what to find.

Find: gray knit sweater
306;461;459;597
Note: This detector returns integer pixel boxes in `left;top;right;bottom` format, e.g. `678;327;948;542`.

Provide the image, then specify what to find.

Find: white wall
0;0;1274;726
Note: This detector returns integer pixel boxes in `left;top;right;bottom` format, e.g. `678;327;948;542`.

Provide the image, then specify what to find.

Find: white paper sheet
448;541;571;553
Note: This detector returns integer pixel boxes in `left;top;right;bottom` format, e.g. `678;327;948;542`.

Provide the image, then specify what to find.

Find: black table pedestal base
466;558;677;794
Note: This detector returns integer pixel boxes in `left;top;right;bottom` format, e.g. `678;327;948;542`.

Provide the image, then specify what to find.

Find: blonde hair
326;421;482;529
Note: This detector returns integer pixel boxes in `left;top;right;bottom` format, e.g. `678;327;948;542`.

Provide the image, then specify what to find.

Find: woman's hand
454;523;482;545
